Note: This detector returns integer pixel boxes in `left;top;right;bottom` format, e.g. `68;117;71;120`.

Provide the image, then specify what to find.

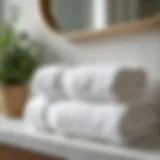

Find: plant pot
0;85;29;118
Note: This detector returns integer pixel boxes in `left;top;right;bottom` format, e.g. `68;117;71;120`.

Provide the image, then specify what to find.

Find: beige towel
120;99;160;149
112;68;147;103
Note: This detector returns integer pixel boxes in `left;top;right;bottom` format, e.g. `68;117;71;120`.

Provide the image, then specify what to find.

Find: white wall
4;0;160;81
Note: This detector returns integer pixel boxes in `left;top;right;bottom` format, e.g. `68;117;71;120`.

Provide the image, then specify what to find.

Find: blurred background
51;0;160;31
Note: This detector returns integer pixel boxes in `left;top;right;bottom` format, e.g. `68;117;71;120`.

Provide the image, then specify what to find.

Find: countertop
0;115;160;160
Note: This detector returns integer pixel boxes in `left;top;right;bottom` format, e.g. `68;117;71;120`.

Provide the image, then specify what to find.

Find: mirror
39;0;160;38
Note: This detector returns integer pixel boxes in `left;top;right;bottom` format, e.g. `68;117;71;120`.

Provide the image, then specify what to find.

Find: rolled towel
62;64;149;103
120;100;160;149
46;101;127;144
23;95;49;132
62;66;95;101
31;65;66;101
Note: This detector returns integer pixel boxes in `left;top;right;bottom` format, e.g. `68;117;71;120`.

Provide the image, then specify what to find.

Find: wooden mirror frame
38;0;160;41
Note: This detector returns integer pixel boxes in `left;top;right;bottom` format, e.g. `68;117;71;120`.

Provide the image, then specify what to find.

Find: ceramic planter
0;85;28;118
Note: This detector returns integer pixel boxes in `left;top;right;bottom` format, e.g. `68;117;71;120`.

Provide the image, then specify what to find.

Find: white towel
46;101;127;144
23;95;49;132
31;65;66;102
62;64;148;103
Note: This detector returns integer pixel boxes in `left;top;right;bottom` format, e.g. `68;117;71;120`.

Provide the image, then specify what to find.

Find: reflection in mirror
42;0;160;33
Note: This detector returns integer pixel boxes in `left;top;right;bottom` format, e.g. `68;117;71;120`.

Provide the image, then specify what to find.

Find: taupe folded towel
120;100;160;149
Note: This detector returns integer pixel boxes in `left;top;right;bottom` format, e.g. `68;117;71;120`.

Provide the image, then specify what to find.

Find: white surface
92;0;107;29
0;116;160;160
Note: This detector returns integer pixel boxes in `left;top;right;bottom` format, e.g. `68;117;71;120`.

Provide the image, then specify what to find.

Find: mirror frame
38;0;160;41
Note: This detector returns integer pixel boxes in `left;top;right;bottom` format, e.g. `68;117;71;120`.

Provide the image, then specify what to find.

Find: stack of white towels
24;64;160;148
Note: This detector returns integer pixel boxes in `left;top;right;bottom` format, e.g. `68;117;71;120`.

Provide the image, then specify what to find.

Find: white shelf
0;115;160;160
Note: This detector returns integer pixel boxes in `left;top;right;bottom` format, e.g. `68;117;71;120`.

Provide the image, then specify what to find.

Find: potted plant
0;8;43;117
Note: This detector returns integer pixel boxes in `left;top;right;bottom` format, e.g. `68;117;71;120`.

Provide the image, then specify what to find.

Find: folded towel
120;100;160;149
24;94;160;148
46;101;127;144
31;64;149;104
24;95;49;132
31;65;66;101
62;64;148;103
